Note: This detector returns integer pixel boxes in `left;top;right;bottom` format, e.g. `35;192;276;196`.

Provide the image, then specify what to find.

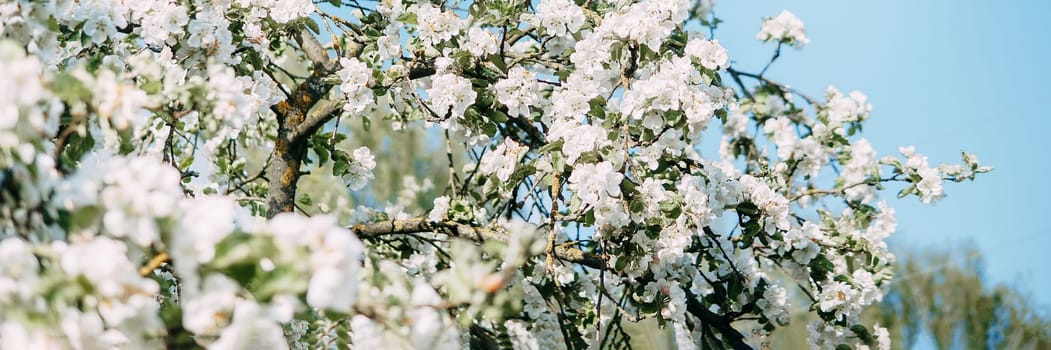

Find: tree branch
349;218;604;269
264;29;344;217
505;26;535;47
139;252;170;277
408;63;437;80
727;67;819;106
294;28;338;72
293;97;344;141
685;292;753;350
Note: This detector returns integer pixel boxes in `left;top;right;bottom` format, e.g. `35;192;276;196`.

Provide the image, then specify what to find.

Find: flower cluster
480;138;528;182
338;58;375;114
427;73;477;121
413;3;462;48
0;1;989;349
342;146;377;191
756;10;810;48
898;146;944;204
494;67;541;119
531;0;587;37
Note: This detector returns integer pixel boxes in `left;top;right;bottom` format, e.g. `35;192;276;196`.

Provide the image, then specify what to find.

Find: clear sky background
711;0;1051;311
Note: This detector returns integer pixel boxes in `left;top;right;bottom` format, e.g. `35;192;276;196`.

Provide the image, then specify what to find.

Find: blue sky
712;1;1051;310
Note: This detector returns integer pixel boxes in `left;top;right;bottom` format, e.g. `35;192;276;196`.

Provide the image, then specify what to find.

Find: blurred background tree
240;51;460;222
771;244;1051;350
296;118;455;220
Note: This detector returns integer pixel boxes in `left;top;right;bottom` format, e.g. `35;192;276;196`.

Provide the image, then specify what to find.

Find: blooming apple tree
0;0;989;349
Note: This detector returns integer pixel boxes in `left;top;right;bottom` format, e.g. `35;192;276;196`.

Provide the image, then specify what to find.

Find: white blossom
186;5;236;63
841;139;878;202
53;154;183;247
182;274;240;337
531;0;586;37
128;1;189;46
414;3;462;47
567;161;623;205
479;138;527;182
338;57;375;114
494;67;540;118
429;196;451;222
900;146;944;204
343;146;377;191
602;0;690;51
817;281;859;321
757;10;809;48
0;321;68;349
685;38;729;71
504;320;540;350
0;238;39;304
546;119;611;165
269;0;315;23
209;300;290;350
757;284;790;325
874;325;891;350
824;86;872;126
267;214;364;313
427;73;477;120
464;27;498;57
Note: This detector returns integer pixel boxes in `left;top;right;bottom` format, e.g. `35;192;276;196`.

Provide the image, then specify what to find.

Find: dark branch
349;218;604;269
727;67;819;106
685;292;753;350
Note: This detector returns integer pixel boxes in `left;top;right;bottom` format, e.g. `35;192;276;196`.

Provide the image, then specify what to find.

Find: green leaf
488;109;509;123
552;152;565;173
659;200;678;213
736;202;759;215
304;19;321;34
538;140;564;155
315;146;330;165
897;185;916;199
332;150;351;175
332;157;349;176
809;255;835;282
50;73;91;101
741;218;762;247
246;50;263;70
178;157;195;171
628;200;644;214
61;132;95;167
615;256;629;270
589;98;607;119
68;206;101;231
850;324;875;346
210;234;261;272
397;12;417;25
253;264;308;301
140;80;163;94
489;54;507;73
728;278;745;299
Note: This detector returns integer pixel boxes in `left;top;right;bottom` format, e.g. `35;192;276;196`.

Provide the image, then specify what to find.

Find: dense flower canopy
0;0;989;349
